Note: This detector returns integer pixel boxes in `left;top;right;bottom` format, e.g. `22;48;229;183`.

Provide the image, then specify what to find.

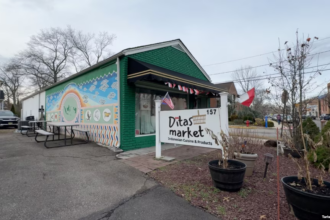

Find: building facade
39;39;225;151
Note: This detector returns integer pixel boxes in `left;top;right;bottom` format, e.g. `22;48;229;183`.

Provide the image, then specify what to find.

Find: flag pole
161;92;168;103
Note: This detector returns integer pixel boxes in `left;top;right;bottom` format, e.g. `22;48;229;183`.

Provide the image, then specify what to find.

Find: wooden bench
21;126;32;135
35;130;54;148
72;128;89;143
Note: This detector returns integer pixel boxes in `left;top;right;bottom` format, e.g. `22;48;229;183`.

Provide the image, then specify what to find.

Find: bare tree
0;62;25;110
19;27;73;85
233;66;269;116
233;66;263;92
17;27;116;88
66;26;116;71
268;31;322;148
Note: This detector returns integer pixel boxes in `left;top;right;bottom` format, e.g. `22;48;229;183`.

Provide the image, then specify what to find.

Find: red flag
238;88;255;107
172;84;176;88
189;88;194;94
194;89;200;95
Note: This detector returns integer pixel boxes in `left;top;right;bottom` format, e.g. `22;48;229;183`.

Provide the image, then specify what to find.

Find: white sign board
160;108;222;149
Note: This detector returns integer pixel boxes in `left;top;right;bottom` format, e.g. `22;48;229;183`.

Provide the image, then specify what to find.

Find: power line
209;50;330;76
203;36;330;67
231;68;330;83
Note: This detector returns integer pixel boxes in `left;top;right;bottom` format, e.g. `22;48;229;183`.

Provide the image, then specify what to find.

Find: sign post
155;100;162;158
220;92;229;135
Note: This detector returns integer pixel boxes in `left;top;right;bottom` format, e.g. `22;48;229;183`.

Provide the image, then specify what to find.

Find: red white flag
178;85;182;90
194;89;200;95
161;92;174;109
172;84;176;88
189;88;194;94
238;88;255;107
165;82;173;88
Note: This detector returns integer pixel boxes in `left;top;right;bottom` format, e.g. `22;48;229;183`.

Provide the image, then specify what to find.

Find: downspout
116;57;121;148
38;93;40;120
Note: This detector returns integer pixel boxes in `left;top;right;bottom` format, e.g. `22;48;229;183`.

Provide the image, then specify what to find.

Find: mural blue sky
46;72;118;112
1;0;330;97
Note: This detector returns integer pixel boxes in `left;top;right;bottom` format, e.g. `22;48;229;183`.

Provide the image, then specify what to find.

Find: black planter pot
208;159;246;192
281;176;330;220
283;147;303;158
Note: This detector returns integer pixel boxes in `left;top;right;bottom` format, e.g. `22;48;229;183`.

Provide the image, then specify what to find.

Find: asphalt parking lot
0;128;218;220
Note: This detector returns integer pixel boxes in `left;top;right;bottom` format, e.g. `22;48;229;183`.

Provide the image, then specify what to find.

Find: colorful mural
46;63;119;147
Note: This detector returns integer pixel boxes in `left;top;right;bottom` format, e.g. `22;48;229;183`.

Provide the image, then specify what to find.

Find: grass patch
238;188;252;198
217;206;226;215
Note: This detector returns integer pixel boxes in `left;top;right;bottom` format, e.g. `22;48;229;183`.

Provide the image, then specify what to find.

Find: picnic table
35;122;89;148
21;120;51;137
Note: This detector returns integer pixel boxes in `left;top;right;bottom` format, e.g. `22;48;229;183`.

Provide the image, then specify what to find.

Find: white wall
22;91;45;120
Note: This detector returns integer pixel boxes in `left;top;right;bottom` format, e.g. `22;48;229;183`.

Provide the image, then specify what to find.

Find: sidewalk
117;145;216;173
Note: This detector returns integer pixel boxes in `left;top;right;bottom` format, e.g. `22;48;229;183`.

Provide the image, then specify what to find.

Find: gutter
116;57;121;148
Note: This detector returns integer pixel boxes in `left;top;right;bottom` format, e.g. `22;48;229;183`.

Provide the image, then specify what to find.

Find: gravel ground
149;146;330;220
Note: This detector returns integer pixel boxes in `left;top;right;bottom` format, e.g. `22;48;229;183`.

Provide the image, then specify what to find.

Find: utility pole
0;80;4;110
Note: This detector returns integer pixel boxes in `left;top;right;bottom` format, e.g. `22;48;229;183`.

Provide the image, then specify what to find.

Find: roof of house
22;39;211;101
213;81;238;95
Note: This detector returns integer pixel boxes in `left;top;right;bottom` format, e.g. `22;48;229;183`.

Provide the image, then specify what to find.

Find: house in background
210;81;238;108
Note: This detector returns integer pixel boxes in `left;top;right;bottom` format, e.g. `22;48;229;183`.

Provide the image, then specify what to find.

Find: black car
0;110;20;128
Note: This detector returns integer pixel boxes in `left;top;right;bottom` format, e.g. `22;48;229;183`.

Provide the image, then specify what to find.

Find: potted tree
232;130;262;176
207;129;246;192
281;111;330;219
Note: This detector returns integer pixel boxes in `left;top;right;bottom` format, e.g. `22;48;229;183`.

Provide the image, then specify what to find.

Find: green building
45;39;224;151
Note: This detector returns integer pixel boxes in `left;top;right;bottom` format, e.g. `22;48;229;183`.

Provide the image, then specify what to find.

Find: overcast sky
1;0;329;97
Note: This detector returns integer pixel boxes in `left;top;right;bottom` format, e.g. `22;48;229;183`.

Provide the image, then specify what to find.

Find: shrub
316;121;330;147
243;115;255;123
233;119;244;125
308;146;330;170
255;118;263;126
230;114;238;121
262;121;274;127
302;117;320;141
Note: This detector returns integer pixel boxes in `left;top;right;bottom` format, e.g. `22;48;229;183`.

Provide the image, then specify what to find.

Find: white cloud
111;82;118;89
89;84;96;92
107;92;116;100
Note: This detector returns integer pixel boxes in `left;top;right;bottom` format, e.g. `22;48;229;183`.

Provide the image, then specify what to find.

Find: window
135;88;188;135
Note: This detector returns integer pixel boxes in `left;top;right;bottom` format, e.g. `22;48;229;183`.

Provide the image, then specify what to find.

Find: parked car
0;110;20;128
301;115;307;120
282;114;293;123
320;114;327;120
323;114;330;120
272;115;278;121
306;115;316;120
